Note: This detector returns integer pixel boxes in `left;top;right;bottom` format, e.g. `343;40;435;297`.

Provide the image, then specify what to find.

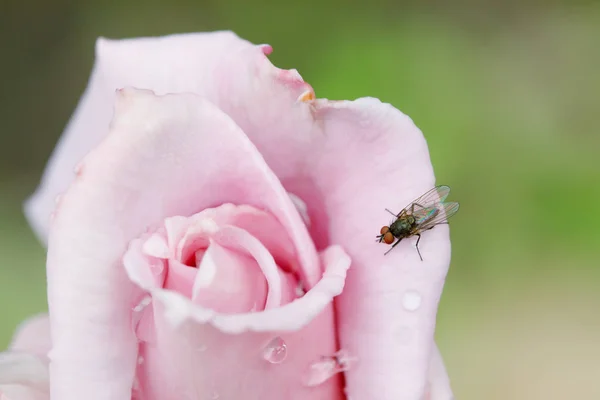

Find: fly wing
414;202;460;230
399;185;451;214
413;205;440;225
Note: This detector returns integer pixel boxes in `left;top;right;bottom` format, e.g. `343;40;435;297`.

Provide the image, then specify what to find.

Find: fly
376;185;459;260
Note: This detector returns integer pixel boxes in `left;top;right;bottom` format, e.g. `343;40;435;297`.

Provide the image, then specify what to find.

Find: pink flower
1;32;454;400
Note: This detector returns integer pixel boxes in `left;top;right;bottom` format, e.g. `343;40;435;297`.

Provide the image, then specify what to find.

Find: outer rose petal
46;89;318;400
8;315;51;358
289;100;450;400
0;315;51;400
425;344;454;400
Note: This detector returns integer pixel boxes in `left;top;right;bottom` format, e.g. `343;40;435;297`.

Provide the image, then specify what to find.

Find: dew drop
211;391;220;399
343;387;353;400
131;296;153;343
303;349;357;387
54;194;63;204
402;290;422;311
295;281;306;298
133;296;152;313
262;336;287;364
131;377;142;398
288;192;311;226
250;302;258;312
137;356;144;365
148;260;164;277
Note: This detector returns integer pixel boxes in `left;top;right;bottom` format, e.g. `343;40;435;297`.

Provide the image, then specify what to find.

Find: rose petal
141;233;170;259
164;259;197;298
135;245;349;399
0;353;48;390
0;385;49;400
290;100;450;400
46;89;319;400
215;225;283;309
426;343;454;400
0;315;51;400
192;241;269;313
8;315;51;357
123;238;167;290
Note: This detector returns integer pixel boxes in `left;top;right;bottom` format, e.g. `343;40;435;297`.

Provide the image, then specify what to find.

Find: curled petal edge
125;245;350;334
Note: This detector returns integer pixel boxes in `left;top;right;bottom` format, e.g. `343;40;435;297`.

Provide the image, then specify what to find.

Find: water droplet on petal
343;387;353;400
262;336;287;364
196;344;207;352
402;290;422;311
303;349;357;387
132;296;153;342
304;358;338;387
133;296;152;313
288;192;311;226
148;260;164;277
295;281;306;298
132;377;142;398
54;194;63;204
211;391;220;399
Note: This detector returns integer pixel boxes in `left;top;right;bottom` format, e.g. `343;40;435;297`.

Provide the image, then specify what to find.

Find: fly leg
384;238;403;255
415;226;438;261
385;208;398;217
415;234;423;261
409;202;429;217
410;203;426;213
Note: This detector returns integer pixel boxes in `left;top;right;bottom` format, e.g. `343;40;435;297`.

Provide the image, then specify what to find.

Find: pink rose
0;32;454;400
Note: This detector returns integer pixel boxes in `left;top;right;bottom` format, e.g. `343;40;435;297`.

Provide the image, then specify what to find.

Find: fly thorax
390;219;411;236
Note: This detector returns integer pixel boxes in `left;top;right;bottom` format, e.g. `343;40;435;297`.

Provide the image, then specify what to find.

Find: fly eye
383;232;394;244
380;226;390;235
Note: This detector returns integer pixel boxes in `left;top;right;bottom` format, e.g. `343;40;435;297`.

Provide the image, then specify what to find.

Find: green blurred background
1;1;599;398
